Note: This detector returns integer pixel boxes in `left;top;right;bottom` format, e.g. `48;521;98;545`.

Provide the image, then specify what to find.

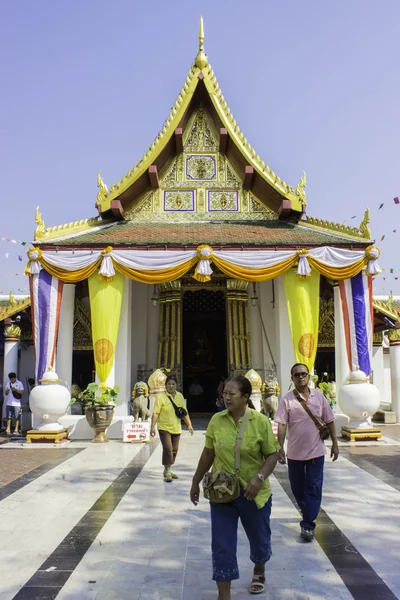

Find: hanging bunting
339;272;373;376
283;269;320;372
394;197;399;204
29;270;64;382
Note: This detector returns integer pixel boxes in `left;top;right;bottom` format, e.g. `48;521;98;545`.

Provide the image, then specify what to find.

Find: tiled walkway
0;427;400;600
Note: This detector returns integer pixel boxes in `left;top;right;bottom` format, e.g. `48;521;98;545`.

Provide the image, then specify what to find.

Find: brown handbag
203;408;250;503
293;390;330;440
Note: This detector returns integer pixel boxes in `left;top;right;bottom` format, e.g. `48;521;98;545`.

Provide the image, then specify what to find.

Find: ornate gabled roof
373;293;400;323
95;18;305;219
0;293;30;322
38;220;372;249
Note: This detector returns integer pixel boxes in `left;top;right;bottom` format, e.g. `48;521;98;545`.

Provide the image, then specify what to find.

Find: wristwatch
257;473;265;482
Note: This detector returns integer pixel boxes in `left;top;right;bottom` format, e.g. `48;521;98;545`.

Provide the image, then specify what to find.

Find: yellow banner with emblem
88;271;124;383
283;270;320;371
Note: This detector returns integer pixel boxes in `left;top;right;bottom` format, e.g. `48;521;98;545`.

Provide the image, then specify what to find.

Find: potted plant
79;382;120;443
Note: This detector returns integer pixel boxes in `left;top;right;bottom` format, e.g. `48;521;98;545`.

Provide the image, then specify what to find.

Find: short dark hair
8;372;16;379
165;374;177;384
290;363;309;376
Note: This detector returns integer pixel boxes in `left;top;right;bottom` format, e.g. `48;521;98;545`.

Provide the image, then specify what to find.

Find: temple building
2;20;400;435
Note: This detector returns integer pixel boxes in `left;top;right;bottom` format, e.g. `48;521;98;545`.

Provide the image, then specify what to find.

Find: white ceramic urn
29;370;71;431
338;369;380;429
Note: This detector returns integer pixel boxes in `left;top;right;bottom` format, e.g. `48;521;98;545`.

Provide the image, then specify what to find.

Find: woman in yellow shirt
151;375;194;482
190;375;279;598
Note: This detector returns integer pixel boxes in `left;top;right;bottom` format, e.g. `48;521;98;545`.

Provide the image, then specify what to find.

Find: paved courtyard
1;423;400;600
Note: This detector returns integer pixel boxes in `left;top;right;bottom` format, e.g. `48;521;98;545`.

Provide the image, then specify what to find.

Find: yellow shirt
154;391;186;434
205;409;280;508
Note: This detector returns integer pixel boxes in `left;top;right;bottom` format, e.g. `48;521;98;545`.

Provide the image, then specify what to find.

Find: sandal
171;472;179;479
250;574;265;594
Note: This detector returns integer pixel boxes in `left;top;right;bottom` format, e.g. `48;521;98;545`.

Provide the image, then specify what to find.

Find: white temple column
334;285;349;400
275;277;295;395
146;285;160;372
56;284;75;391
248;284;263;375
2;321;20;420
372;334;387;408
389;330;400;423
114;277;132;416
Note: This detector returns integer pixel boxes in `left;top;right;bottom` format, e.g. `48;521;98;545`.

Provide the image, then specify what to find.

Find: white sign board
123;421;151;443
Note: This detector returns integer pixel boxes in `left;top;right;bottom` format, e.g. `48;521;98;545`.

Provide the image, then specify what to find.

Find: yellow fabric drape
114;257;198;284
39;257;102;283
283;270;320;371
26;248;374;284
308;256;366;281
88;271;124;383
211;254;299;281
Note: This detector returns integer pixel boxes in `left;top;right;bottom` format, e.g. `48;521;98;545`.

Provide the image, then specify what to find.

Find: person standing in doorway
151;375;194;482
275;363;339;542
5;372;24;436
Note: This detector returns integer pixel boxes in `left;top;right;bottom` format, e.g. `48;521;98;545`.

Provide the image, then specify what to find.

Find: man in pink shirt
275;363;339;542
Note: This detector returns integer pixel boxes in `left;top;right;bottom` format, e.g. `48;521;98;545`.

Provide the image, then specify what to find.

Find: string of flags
1;238;28;245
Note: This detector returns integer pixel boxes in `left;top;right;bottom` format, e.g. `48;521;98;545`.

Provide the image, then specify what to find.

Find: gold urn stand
341;427;382;442
85;406;115;443
26;429;69;444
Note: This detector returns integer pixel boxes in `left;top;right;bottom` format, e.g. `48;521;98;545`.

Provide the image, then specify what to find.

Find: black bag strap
234;408;251;473
293;389;325;433
167;393;181;412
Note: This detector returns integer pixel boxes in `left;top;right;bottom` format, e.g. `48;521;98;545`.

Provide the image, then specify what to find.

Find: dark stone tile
25;570;72;588
337;567;387;586
346;584;398;599
13;587;62;600
75;511;112;526
41;554;83;571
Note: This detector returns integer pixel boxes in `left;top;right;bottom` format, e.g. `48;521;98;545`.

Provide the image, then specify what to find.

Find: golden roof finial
34;206;47;240
195;16;208;70
9;291;16;305
295;171;307;205
359;207;371;239
97;171;109;205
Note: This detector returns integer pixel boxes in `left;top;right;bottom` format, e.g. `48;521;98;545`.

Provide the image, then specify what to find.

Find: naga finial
359;207;371;239
9;290;16;305
295;171;307;204
34;206;46;240
387;291;393;311
97;171;109;204
195;16;208;69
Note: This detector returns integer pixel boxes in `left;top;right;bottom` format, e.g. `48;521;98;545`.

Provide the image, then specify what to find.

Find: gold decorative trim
4;323;21;341
302;216;367;241
388;328;400;346
0;296;31;322
373;295;400;323
34;208;113;242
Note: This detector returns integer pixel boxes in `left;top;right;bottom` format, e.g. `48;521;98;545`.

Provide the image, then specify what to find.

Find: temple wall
384;351;392;406
258;280;279;381
130;281;149;386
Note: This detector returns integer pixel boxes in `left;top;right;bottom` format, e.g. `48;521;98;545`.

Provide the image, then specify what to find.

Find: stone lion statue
261;379;280;419
131;381;150;421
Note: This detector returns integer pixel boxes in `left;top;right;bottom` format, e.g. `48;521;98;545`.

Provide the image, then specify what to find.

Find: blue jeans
210;489;272;581
288;456;324;531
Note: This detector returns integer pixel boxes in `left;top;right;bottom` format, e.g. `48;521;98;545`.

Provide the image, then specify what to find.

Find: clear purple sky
1;0;399;295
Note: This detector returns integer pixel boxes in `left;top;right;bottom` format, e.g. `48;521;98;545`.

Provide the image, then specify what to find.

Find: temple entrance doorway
182;289;227;412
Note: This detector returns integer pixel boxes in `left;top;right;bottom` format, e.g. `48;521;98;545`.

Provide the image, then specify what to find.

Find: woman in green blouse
190;375;279;599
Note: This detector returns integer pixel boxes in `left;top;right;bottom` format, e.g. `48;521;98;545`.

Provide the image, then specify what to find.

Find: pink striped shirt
275;389;335;461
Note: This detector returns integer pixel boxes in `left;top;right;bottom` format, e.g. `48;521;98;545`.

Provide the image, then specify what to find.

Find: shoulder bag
203;408;250;503
167;394;188;420
293;389;330;440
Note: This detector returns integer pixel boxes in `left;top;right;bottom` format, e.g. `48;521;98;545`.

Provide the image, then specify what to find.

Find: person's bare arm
190;447;215;505
277;423;287;464
327;420;339;461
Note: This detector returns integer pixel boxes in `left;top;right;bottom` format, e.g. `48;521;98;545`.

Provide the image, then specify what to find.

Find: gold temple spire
195;16;208;69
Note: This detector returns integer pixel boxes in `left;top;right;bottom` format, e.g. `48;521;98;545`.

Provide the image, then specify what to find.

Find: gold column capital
4;324;21;341
388;327;400;346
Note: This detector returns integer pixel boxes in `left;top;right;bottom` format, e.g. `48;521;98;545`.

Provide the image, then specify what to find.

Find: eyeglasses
292;372;309;378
